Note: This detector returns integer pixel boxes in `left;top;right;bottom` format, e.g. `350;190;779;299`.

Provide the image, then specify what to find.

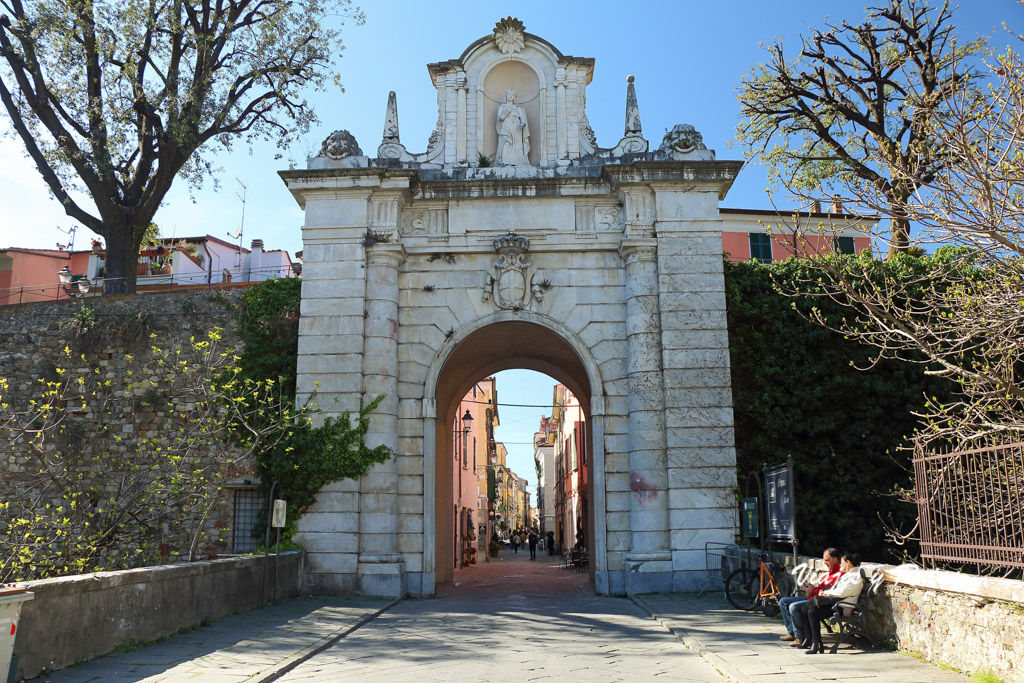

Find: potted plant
90;237;104;254
488;539;500;557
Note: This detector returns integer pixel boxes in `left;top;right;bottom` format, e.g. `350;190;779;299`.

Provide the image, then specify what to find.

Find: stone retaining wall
772;552;1023;681
867;567;1024;683
14;551;304;680
0;291;255;573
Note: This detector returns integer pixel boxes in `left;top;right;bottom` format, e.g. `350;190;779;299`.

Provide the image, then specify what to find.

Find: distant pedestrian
511;533;519;554
546;531;555;556
528;531;538;560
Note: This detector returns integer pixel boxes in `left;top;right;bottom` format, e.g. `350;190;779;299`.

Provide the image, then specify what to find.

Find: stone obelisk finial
383;91;400;142
624;75;642;136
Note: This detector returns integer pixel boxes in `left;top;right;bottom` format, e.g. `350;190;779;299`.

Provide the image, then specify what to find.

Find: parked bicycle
725;551;794;616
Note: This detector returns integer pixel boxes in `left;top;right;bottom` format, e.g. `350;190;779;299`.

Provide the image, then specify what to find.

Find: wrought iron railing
913;439;1024;573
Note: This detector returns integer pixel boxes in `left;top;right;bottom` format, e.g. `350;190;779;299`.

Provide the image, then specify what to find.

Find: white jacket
819;568;864;608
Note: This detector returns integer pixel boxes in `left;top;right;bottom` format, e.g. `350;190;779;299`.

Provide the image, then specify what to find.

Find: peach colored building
720;207;873;263
452;378;499;569
552;384;588;554
1;236;295;306
0;248;91;305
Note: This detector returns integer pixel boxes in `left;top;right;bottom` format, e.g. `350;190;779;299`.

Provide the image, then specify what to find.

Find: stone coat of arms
483;231;546;310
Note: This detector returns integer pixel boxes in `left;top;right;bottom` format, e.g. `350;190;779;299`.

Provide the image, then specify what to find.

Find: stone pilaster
456;71;468;163
358;242;407;597
620;237;672;593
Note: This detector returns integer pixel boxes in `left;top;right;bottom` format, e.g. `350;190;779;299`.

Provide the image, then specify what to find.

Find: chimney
830;195;844;214
811;200;821;213
247;239;264;282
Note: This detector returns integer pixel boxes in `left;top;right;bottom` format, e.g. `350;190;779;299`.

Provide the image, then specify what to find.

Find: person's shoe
780;634;796;642
789;639;805;647
797;638;811;648
806;643;822;655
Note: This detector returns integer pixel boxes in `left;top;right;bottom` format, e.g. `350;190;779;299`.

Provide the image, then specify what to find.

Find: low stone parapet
14;551;303;680
867;566;1024;682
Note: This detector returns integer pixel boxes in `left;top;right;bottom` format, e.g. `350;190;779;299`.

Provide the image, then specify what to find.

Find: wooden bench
827;568;880;654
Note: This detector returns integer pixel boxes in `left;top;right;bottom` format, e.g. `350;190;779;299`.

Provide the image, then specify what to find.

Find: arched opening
431;320;598;589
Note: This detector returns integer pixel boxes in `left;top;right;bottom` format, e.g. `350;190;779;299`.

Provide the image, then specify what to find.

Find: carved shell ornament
317;129;362;159
493;17;526;55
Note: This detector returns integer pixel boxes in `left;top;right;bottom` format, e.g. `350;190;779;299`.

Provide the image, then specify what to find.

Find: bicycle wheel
774;568;795;599
761;568;794;617
725;567;758;611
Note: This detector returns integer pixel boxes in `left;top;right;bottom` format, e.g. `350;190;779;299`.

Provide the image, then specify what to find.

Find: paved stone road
636;593;970;683
277;551;725;682
37;596;392;682
30;548;973;682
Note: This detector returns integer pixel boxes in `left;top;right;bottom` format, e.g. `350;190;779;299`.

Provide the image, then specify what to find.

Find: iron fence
913;439;1024;572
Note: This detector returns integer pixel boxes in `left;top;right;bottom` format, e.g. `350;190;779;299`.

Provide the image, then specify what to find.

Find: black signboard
763;458;797;543
741;497;759;538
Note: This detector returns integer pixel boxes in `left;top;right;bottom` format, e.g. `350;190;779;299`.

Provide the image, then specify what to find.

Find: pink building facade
720;208;873;263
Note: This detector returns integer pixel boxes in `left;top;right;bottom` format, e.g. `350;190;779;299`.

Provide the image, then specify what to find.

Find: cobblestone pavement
635;592;970;683
277;550;726;682
34;596;392;682
29;549;974;682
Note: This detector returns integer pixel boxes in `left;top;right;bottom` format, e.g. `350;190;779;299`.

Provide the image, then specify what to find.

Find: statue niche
480;60;540;167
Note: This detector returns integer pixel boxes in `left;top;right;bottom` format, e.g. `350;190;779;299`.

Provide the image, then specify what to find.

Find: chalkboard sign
763;458;796;543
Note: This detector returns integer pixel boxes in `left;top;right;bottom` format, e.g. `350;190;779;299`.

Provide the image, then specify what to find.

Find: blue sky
1;1;1019;490
1;1;1017;254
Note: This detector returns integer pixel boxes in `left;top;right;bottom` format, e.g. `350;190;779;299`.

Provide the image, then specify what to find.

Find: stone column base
358;555;407;598
625;554;673;594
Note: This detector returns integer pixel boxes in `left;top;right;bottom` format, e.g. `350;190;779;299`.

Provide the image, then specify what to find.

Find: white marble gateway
281;18;742;597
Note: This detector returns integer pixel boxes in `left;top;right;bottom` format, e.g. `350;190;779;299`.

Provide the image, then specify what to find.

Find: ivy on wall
725;256;953;560
232;278;390;542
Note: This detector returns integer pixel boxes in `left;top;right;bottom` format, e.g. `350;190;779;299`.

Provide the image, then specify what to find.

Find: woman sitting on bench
800;552;863;654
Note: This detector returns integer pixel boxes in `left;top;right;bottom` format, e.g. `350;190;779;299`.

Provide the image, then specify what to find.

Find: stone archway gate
279;18;743;598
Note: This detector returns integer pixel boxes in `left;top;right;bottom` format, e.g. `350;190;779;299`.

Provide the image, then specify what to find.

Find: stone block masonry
278;17;748;597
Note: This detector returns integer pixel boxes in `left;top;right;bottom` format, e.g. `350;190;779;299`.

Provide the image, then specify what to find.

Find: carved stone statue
317;130;362;160
495;90;531;166
659;124;707;156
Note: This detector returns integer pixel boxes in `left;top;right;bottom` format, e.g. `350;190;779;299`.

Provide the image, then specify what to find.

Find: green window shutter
749;233;773;262
834;236;855;255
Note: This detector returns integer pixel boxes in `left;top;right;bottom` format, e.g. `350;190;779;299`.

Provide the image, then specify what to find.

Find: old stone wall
864;568;1024;682
765;554;1023;680
0;291;257;577
15;551;304;679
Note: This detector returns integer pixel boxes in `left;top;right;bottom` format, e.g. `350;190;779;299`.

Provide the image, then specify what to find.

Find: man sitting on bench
779;547;842;647
800;552;864;654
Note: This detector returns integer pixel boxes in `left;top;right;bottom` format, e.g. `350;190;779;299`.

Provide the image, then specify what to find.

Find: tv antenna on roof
230;178;246;269
56;224;78;253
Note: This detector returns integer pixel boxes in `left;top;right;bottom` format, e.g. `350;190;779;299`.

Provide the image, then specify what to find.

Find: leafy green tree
0;0;362;294
725;256;953;559
736;0;984;257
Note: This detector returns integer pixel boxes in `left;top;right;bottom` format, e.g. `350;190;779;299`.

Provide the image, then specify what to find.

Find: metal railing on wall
0;265;296;307
913;438;1024;574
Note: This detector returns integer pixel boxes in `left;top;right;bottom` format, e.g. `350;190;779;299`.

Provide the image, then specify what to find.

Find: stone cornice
602;161;744;199
281;159;745;204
